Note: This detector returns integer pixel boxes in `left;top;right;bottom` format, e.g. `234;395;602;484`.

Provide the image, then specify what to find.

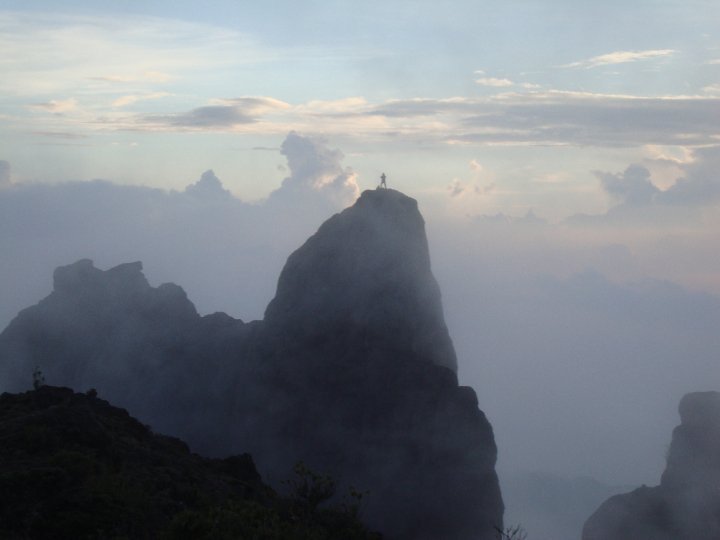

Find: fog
2;133;719;538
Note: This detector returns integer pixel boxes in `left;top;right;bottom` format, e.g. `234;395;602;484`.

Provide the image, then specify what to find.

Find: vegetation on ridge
0;385;380;539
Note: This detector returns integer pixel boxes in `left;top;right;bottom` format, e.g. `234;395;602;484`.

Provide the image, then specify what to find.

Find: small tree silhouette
285;461;336;514
495;524;528;540
32;366;45;390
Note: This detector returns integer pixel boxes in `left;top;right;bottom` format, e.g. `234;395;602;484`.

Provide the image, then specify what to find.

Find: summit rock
265;188;457;370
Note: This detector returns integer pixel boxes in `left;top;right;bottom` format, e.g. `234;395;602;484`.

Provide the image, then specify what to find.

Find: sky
2;1;720;532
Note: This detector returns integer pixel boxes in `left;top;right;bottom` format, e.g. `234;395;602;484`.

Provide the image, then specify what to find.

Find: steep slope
0;188;503;539
0;385;378;539
583;391;720;540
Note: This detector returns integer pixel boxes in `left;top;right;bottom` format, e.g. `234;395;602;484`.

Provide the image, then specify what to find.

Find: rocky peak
583;391;720;540
264;188;457;371
662;391;720;490
49;259;196;321
53;259;150;299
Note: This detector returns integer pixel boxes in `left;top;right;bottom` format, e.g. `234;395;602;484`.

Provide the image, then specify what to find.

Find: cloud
112;92;171;108
476;77;514;87
474;76;539;90
562;49;676;69
595;164;659;206
568;147;720;226
473;209;546;226
451;92;720;147
139;96;290;130
149;105;254;128
31;131;88;140
29;98;78;113
77;91;720;148
184;169;233;200
91;71;173;84
661;146;720;205
268;132;360;210
448;179;466;197
296;97;368;114
0;161;10;187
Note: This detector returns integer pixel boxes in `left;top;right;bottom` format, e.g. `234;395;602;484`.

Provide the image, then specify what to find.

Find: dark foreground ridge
583;391;720;540
0;188;503;539
0;385;379;539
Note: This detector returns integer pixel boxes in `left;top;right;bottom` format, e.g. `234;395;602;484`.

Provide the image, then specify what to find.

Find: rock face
583;391;720;540
0;188;503;539
265;188;457;371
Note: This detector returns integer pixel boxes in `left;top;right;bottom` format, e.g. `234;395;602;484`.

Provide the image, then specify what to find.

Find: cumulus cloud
562;49;676;69
601;148;720;208
567;147;720;227
595;164;660;206
268;131;359;210
184;169;233;200
662;146;720;205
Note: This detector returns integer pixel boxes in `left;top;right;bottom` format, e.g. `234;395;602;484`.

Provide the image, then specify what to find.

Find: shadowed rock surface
583;391;720;540
0;188;503;539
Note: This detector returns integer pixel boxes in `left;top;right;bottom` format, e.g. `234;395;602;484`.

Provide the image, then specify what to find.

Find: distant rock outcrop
0;188;503;539
583;391;720;540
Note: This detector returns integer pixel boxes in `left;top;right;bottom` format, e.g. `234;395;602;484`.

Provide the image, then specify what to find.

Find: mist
2;133;720;538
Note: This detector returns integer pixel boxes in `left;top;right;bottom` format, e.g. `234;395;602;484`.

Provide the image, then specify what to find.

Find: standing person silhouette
380;173;387;188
